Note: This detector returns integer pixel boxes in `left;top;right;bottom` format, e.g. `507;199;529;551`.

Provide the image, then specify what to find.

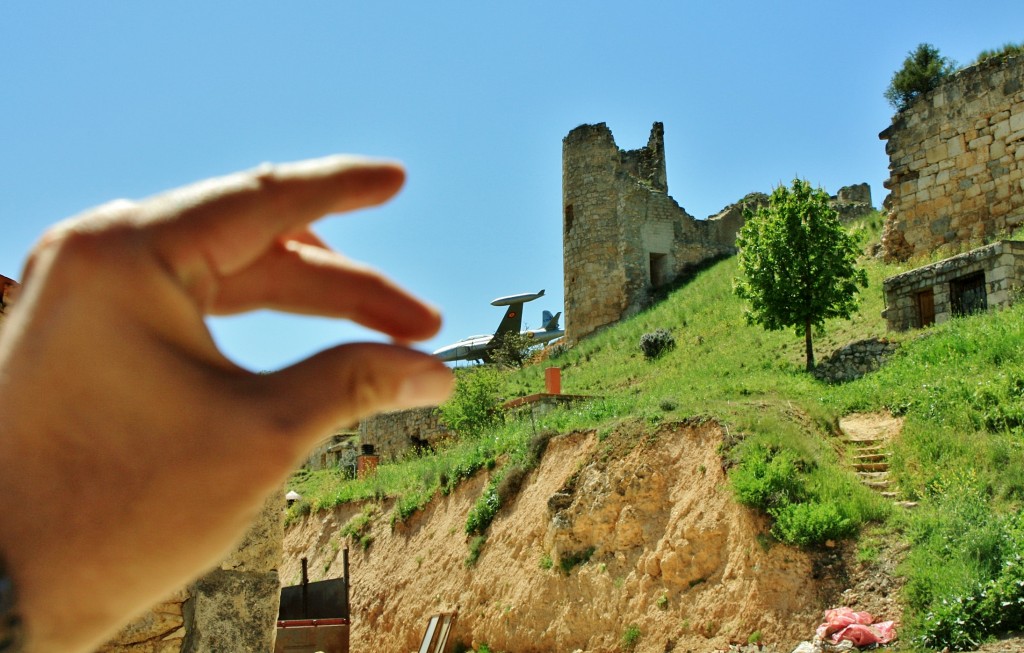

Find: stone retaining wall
812;338;900;384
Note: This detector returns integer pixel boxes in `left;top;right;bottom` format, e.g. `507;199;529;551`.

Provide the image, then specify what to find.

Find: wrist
0;554;24;652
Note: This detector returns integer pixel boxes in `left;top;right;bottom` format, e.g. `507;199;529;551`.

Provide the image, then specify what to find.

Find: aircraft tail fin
542;311;561;331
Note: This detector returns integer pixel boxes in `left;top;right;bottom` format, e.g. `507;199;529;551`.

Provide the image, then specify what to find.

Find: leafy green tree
489;331;537;368
884;43;958;111
436;366;503;435
733;179;868;372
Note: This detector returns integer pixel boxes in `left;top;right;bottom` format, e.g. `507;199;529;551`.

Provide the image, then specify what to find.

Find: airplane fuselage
432;327;564;363
432;289;563;363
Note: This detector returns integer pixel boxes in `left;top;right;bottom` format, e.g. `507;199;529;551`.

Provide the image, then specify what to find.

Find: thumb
258;343;453;450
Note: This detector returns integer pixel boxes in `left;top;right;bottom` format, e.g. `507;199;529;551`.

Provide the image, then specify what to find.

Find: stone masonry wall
812;338;900;384
562;123;740;345
359;407;448;461
880;55;1024;261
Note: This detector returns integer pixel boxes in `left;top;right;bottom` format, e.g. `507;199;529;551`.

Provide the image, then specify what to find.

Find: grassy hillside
288;214;1024;650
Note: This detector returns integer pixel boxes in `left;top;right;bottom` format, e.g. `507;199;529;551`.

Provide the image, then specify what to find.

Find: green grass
285;214;1024;649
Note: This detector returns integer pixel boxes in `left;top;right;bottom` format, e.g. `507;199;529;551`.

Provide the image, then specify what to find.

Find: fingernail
394;366;454;409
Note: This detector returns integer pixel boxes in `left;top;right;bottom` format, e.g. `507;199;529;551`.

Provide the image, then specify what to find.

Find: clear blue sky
3;1;1022;371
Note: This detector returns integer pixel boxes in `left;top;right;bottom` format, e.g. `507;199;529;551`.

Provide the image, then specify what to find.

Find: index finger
145;156;405;284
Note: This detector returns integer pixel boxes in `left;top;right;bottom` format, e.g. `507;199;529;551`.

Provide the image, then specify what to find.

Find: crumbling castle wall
562;123;741;344
880;55;1024;261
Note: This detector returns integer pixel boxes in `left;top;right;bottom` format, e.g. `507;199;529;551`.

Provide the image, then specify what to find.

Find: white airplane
433;289;564;363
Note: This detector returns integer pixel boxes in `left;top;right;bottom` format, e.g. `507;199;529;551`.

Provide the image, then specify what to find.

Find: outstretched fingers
255;343;453;455
210;240;442;342
144;156;405;298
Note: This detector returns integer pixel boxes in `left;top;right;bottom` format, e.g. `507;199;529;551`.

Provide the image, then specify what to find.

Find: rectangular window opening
950;272;988;317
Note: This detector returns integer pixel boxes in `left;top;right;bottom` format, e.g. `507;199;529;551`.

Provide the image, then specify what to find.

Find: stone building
561;122;744;344
882;239;1024;331
880;54;1024;261
359;407;448;461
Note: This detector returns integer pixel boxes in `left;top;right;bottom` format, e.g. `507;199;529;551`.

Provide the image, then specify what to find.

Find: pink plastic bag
815;607;896;646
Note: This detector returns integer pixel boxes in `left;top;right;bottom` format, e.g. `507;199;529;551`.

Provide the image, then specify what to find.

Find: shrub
730;445;807;510
340;504;378;549
640;329;676;360
905;483;1024;650
884;43;958;111
770;501;855;547
491;331;537;368
465;483;500;535
465;535;487;567
437;367;504;436
975;41;1024;65
621;624;642;651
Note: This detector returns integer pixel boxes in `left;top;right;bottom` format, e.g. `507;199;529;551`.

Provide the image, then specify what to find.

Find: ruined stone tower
562;122;742;344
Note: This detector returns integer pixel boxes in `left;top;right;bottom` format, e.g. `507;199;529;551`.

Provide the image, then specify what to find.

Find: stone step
853;444;889;455
851;450;884;460
857;471;890;481
852;452;888;463
854;462;890;473
840;435;886;445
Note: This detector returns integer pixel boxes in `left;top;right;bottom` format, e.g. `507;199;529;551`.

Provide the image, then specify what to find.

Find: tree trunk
805;317;815;372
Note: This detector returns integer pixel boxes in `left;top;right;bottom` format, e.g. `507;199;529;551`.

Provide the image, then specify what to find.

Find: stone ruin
880;54;1024;261
561;122;745;345
561;121;874;345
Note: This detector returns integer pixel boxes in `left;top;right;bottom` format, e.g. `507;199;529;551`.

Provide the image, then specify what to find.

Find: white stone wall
882;240;1024;330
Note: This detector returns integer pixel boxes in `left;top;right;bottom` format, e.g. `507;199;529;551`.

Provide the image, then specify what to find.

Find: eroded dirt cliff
283;421;833;652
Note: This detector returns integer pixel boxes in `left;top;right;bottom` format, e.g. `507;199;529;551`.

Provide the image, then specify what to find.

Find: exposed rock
284;423;828;652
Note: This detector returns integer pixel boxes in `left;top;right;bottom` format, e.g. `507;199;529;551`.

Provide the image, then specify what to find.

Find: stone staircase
837;414;915;507
846;438;897;498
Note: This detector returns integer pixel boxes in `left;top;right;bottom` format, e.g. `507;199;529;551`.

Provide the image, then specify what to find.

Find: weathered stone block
181;570;280;653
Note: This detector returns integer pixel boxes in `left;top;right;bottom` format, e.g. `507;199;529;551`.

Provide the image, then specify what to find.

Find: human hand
0;156;453;652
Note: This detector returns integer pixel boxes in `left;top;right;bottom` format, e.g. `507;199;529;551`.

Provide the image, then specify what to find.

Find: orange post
356;455;379;478
545;367;562;394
